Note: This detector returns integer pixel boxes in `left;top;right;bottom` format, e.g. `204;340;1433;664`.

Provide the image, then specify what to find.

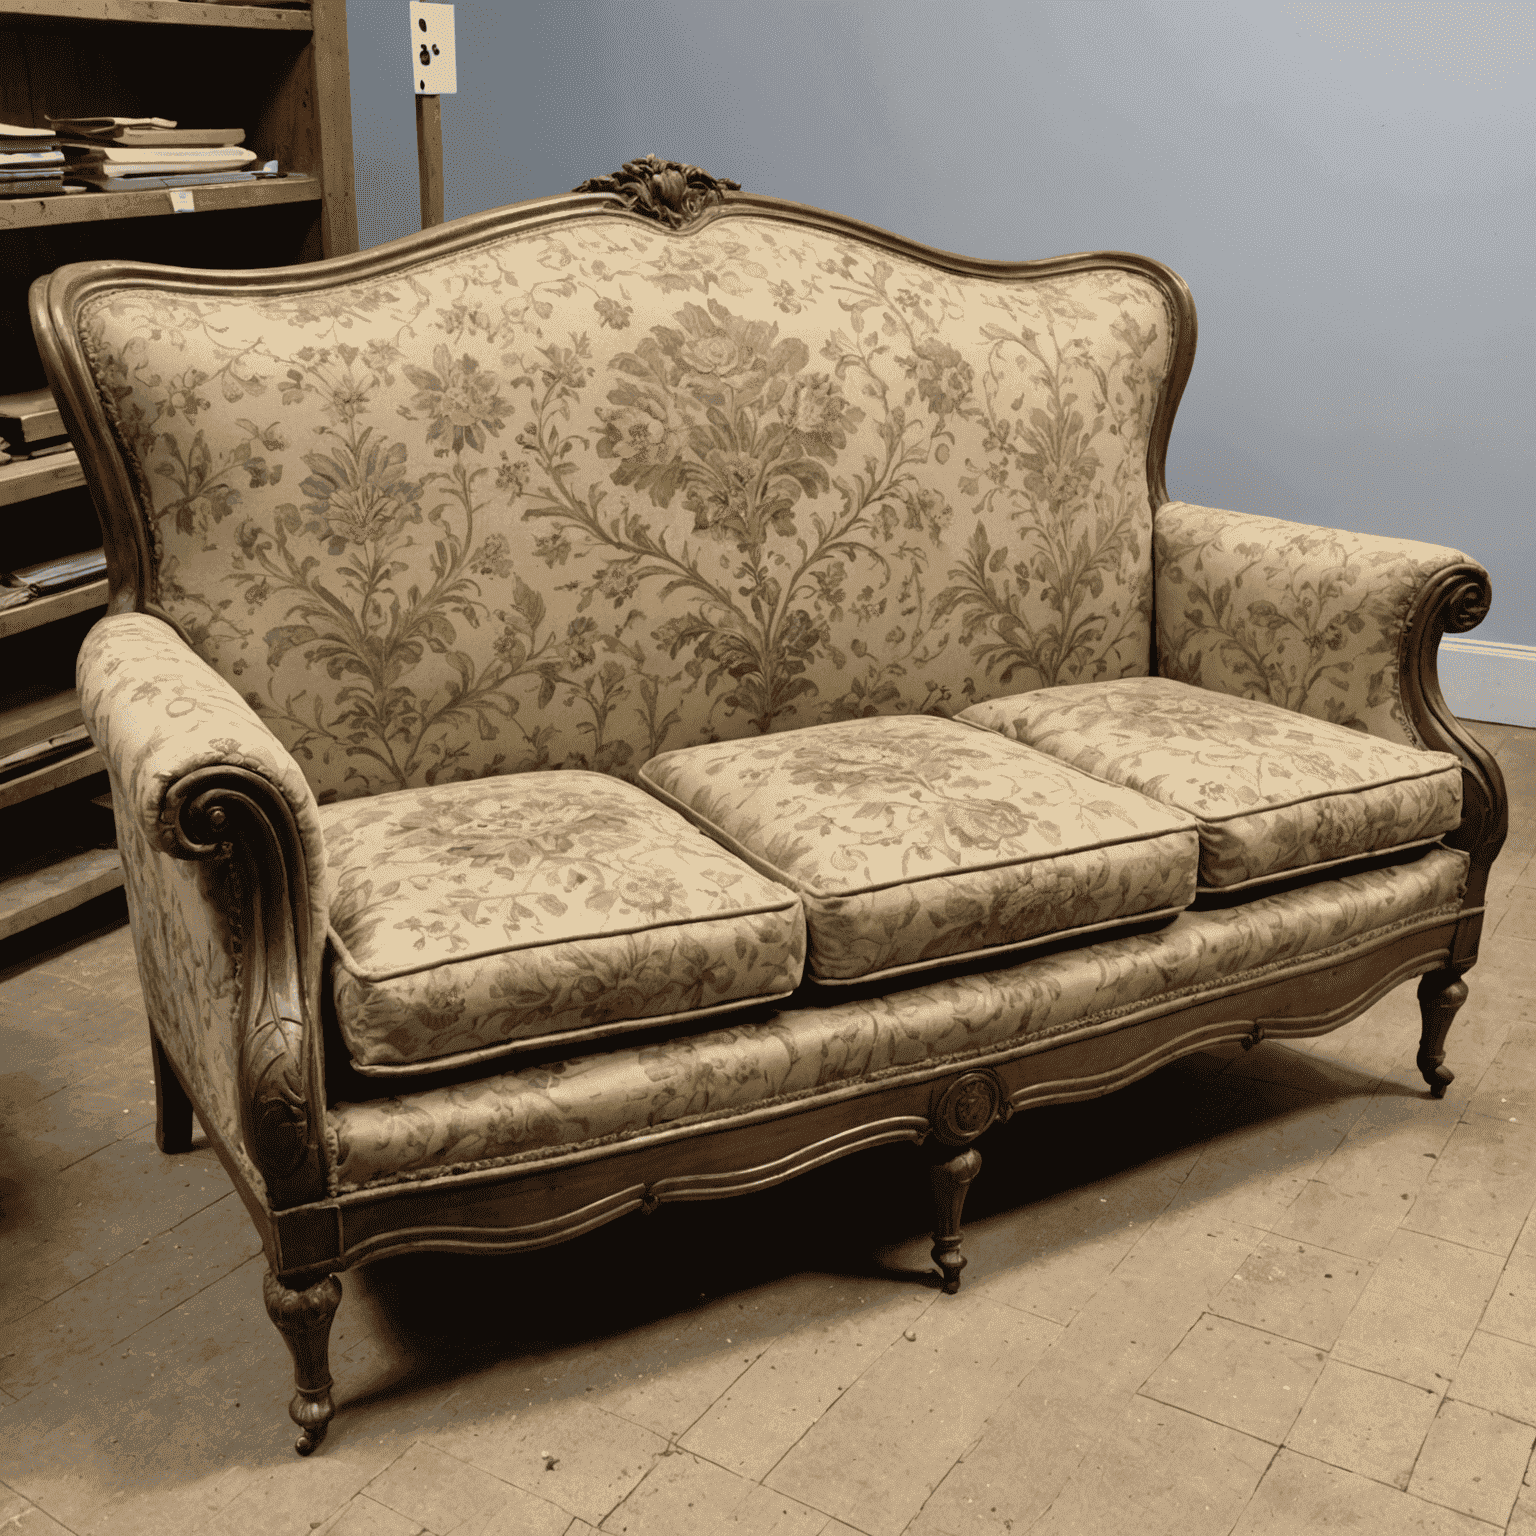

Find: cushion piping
340;983;804;1078
637;770;1198;903
1194;833;1447;896
327;890;803;984
1144;760;1460;824
806;900;1190;987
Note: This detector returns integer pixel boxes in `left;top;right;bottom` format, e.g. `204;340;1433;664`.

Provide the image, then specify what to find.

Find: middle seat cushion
319;771;806;1074
638;714;1200;985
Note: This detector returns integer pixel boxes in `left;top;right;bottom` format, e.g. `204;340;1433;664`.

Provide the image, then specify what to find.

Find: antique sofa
32;158;1506;1454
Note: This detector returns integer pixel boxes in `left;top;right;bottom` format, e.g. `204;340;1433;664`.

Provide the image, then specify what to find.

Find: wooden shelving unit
0;173;320;232
0;0;356;939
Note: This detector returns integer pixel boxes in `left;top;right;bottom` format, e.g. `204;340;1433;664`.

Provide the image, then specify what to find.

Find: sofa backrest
49;167;1194;803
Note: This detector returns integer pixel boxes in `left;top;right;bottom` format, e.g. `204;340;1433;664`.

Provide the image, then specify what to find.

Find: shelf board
0;173;320;232
0;688;83;761
0;579;109;640
0;449;86;509
0;742;103;811
0;1;311;30
0;844;121;942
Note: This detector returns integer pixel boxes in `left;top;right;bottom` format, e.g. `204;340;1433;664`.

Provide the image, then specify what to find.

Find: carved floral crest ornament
573;154;741;227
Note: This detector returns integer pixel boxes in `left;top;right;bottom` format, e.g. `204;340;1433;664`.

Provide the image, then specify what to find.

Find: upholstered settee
32;158;1506;1455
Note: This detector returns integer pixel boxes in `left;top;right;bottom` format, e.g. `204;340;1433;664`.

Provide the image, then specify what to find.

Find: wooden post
415;94;444;229
310;0;359;255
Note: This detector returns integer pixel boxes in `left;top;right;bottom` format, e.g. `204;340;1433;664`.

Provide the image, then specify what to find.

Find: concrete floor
1;722;1534;1536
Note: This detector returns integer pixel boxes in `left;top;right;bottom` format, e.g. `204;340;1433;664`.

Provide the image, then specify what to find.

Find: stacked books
48;117;276;191
0;388;69;467
47;116;245;149
0;122;65;198
0;725;94;784
0;548;109;616
7;549;109;596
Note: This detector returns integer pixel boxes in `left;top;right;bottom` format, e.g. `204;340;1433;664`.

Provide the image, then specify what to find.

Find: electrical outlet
409;3;457;95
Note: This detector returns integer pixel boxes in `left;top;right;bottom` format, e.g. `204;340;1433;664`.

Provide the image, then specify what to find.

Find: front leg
263;1271;343;1454
924;1070;1007;1293
1417;966;1469;1098
927;1144;983;1294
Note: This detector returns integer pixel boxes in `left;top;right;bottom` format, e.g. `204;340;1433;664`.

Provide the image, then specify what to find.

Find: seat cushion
958;676;1463;890
320;772;806;1073
638;715;1199;985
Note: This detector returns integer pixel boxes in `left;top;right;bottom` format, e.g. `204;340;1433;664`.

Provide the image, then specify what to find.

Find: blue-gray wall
347;0;1534;644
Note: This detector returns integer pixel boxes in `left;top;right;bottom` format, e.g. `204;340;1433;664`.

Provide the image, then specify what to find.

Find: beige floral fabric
960;677;1462;889
79;215;1176;804
77;613;333;1200
319;772;804;1071
640;714;1198;982
326;846;1468;1192
1155;502;1478;748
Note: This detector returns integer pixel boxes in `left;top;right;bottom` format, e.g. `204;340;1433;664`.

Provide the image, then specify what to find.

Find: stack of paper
59;143;267;190
46;116;246;149
7;548;108;595
0;122;65;198
0;389;67;458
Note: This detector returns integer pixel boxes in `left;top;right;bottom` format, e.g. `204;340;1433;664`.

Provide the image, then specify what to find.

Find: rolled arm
78;613;332;1209
1154;500;1507;933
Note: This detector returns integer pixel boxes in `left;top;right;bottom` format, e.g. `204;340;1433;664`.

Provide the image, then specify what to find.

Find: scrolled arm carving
163;767;327;1207
1400;563;1508;950
573;154;741;228
1436;566;1493;635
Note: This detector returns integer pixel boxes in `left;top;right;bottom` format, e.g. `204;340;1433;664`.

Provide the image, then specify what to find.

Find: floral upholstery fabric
79;214;1177;804
77;614;333;1200
326;846;1468;1193
319;772;805;1071
1155;502;1478;749
959;677;1462;890
639;714;1199;983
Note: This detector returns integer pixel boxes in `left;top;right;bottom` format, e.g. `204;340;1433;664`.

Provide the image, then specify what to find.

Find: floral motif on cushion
79;217;1176;804
1154;502;1478;747
325;847;1468;1192
959;676;1462;888
319;771;805;1070
639;714;1199;983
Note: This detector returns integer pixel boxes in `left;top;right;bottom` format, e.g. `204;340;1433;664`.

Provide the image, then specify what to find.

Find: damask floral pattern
79;215;1175;804
960;677;1462;888
319;772;804;1070
640;714;1197;981
326;847;1468;1193
77;613;333;1200
1154;502;1478;747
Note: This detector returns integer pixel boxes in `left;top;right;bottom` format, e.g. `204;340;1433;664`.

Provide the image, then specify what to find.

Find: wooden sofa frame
31;159;1507;1455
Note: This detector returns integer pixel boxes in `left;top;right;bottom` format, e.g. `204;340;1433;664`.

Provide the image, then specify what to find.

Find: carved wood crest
572;154;741;228
929;1069;1011;1146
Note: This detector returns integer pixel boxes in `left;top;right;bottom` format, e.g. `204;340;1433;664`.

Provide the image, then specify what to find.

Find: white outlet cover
410;2;457;95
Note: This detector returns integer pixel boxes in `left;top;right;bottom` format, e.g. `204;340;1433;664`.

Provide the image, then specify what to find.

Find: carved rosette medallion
930;1070;1008;1146
573;154;741;228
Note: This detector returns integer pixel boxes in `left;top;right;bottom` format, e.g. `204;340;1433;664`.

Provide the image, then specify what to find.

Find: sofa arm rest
78;613;331;1208
1153;500;1507;927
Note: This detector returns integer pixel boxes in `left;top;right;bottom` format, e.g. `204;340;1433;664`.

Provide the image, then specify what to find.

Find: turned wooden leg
1417;967;1469;1099
927;1145;983;1295
149;1030;194;1155
262;1270;343;1455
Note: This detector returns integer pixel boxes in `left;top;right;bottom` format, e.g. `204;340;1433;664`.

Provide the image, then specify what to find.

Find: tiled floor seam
1;1183;248;1324
1397;1220;1528;1261
4;1249;265;1406
741;1294;951;1486
48;1117;160;1174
